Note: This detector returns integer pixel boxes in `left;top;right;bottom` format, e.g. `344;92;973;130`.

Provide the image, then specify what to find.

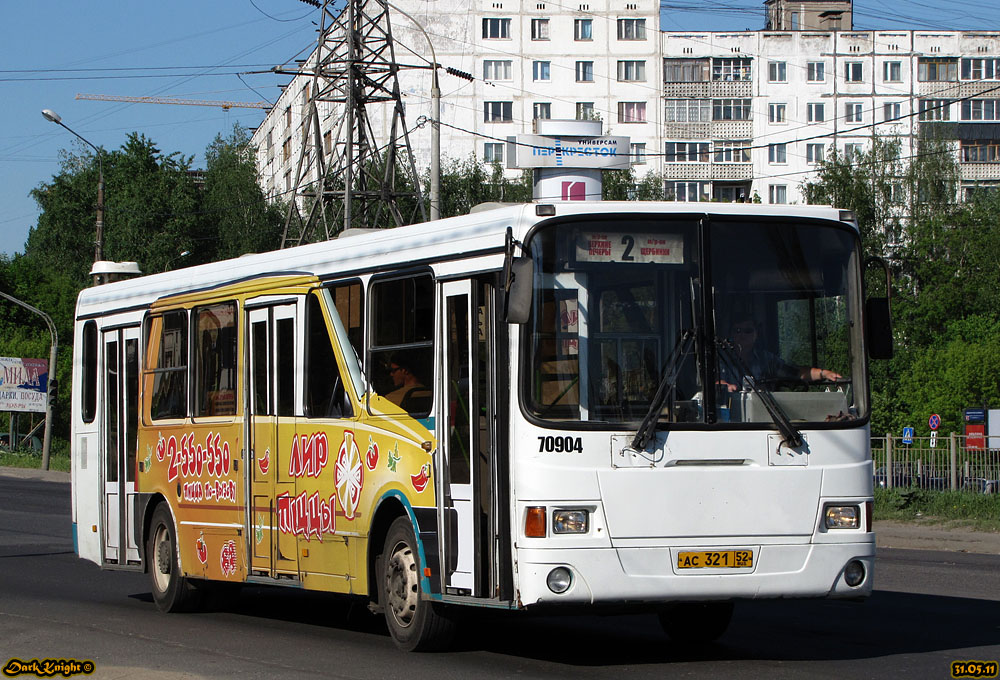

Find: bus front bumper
515;540;875;607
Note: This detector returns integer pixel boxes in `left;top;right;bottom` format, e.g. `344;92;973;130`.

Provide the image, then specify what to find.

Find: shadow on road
123;584;1000;665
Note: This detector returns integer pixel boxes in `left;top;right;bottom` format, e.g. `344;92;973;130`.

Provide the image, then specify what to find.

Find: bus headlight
552;509;589;534
824;505;860;529
546;567;573;593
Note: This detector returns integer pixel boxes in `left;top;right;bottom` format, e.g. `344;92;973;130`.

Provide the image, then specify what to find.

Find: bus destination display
575;231;684;264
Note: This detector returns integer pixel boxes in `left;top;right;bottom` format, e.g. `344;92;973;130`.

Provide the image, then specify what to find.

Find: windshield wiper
716;340;803;448
631;329;695;451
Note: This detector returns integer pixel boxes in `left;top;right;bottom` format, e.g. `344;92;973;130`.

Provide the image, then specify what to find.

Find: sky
3;0;1000;257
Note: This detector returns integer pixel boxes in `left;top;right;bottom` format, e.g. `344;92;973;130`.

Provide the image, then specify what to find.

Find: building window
768;103;787;123
618;101;647;123
962;141;1000;162
806;143;825;164
533;102;551;119
285;106;292;127
918;99;951;121
713;140;750;163
883;102;902;121
282;137;292;163
844;143;864;161
617;18;646;40
574;18;592;40
768;143;787;164
961;99;1000;121
883;61;902;82
483;17;511;39
576;61;594;82
666;181;710;202
483;142;504;163
484;101;513;122
769;185;787;204
617;60;646;82
918;57;958;82
844;62;863;82
807;102;825;122
483;59;512;81
665;141;710;163
664;58;709;82
323;130;332;155
531;18;549;40
962;57;1000;81
532;60;550;81
576;102;595;120
712;58;752;82
768;61;786;82
712;98;752;121
807;61;825;82
845;102;863;123
790;11;799;29
665;99;711;122
630;142;646;165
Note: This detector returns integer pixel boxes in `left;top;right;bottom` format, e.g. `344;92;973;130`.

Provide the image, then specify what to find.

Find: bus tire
658;601;734;644
147;503;200;613
379;516;455;651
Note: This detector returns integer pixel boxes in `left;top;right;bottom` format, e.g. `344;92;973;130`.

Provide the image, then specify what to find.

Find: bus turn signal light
525;506;547;537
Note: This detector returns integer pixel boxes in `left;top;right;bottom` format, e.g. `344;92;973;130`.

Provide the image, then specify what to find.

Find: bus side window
193;302;238;417
369;273;434;417
144;310;188;421
330;280;363;366
305;292;352;418
81;320;98;423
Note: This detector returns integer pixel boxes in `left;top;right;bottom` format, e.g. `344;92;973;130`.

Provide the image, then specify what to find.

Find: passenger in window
386;350;431;410
718;315;841;392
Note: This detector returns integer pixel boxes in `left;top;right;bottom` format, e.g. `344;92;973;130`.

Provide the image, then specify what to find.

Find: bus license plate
677;550;753;569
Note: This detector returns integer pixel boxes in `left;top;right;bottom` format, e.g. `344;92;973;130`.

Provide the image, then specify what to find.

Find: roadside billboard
0;358;49;413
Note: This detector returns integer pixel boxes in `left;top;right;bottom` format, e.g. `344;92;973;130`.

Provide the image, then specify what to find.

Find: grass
874;487;1000;532
0;438;71;473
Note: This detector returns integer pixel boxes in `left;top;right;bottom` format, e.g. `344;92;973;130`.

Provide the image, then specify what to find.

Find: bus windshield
524;215;867;427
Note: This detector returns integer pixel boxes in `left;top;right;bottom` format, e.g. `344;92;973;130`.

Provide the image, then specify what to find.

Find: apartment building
252;0;1000;206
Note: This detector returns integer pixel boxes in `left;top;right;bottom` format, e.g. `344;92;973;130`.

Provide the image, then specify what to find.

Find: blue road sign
929;414;941;431
902;427;914;444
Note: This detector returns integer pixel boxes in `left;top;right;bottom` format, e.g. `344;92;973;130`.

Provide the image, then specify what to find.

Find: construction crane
75;93;271;110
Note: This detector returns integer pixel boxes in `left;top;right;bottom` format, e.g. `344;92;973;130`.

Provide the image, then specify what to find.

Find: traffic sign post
902;427;914;445
930;431;938;448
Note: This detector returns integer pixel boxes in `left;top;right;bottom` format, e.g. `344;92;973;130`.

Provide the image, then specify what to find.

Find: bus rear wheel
379;516;455;651
147;504;200;612
658;601;734;644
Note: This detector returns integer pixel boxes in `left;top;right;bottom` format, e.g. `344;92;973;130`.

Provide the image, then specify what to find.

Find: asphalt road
1;473;998;679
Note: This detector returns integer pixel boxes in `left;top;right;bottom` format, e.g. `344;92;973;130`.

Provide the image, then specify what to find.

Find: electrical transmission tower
279;0;426;248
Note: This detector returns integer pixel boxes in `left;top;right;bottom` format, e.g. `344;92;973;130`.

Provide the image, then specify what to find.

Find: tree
202;125;284;259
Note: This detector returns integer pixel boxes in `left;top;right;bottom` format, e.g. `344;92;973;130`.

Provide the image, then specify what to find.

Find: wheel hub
385;542;418;628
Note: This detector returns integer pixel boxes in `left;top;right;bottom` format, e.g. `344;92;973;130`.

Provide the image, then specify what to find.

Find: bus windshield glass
523;215;867;427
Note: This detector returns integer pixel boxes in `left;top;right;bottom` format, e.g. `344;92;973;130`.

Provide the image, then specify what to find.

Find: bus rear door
101;325;141;567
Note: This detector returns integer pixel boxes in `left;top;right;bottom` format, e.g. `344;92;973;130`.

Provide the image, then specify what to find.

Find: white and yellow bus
71;201;890;650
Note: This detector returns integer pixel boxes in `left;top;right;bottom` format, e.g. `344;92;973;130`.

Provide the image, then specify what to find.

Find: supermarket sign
0;357;49;413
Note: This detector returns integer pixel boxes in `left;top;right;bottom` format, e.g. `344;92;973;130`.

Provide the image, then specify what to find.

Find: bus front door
101;326;141;567
247;303;299;578
439;280;499;597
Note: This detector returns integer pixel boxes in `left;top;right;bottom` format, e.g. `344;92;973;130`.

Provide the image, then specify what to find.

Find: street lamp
387;3;441;220
42;109;106;285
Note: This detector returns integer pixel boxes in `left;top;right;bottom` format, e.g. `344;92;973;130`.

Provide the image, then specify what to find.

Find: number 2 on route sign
928;414;941;431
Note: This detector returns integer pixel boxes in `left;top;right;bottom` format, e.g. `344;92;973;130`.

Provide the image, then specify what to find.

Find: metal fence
871;434;1000;493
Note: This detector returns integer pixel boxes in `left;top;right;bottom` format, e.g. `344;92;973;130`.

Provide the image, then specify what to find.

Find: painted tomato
365;438;379;471
258;449;270;476
410;463;431;493
196;536;208;564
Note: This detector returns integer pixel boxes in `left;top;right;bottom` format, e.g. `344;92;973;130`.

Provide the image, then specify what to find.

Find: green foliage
803;134;1000;434
432;156;531;217
874;488;1000;530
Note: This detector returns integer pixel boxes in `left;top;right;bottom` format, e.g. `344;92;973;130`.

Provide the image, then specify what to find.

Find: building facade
252;0;1000;207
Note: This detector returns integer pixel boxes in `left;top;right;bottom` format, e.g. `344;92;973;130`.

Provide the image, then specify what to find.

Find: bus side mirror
866;297;893;360
504;257;533;324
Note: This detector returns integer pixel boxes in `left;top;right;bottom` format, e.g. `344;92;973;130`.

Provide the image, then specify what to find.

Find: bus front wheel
658;601;734;644
379;516;455;651
147;503;200;612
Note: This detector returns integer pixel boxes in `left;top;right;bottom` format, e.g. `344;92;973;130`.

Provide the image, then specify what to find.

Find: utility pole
280;0;427;247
